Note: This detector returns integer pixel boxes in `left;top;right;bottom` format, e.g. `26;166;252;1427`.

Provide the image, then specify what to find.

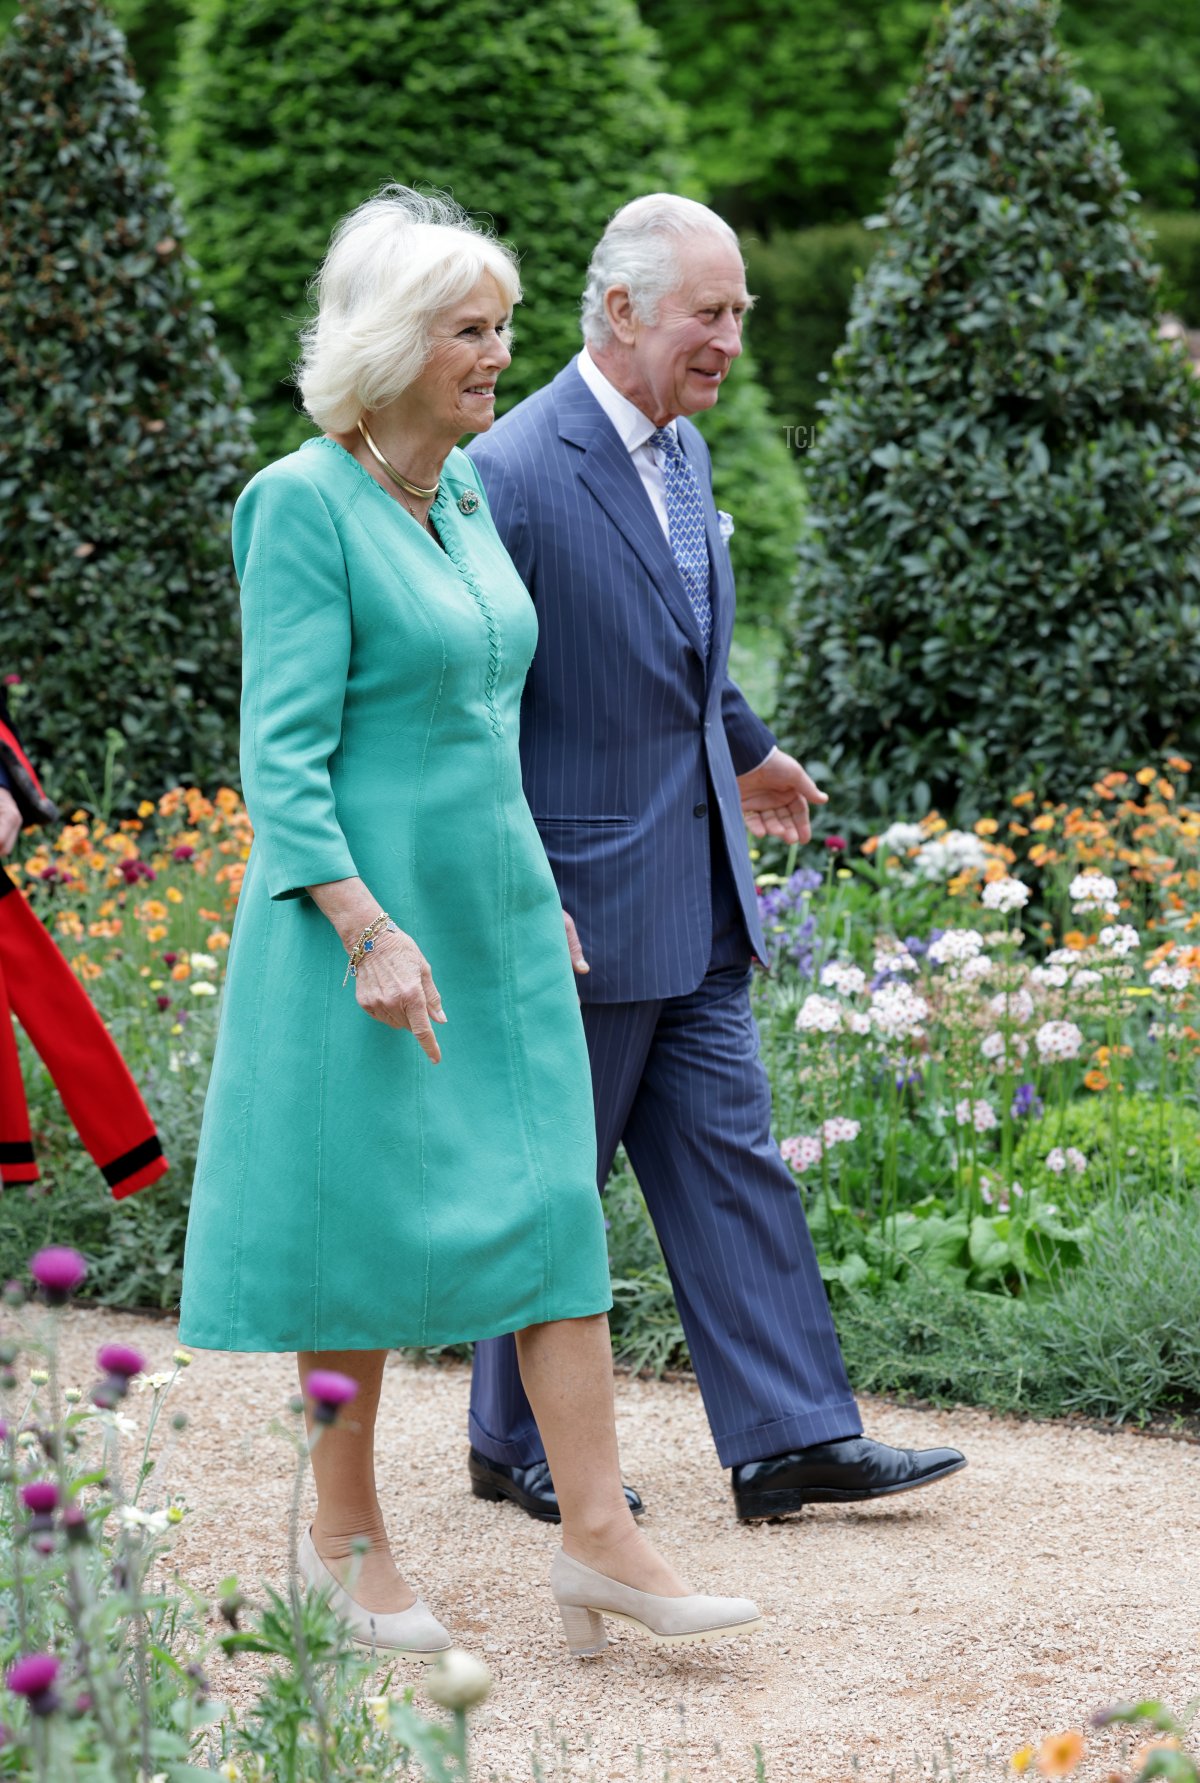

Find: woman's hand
306;876;447;1064
354;925;446;1063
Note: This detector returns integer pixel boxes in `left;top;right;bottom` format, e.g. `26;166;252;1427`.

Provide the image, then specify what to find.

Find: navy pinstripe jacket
467;360;774;1003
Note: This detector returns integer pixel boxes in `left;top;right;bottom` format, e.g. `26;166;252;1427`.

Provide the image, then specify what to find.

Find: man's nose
715;312;744;359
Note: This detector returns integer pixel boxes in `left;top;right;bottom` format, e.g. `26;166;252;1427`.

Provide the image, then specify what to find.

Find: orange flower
862;836;879;855
1008;821;1030;837
1062;931;1091;950
1031;813;1056;832
1101;770;1128;787
206;929;231;950
88;919;123;940
1083;1069;1109;1092
974;818;999;836
199;906;223;921
55;912;84;940
71;956;102;982
1135;766;1157;786
1012;790;1035;807
166;886;184;905
138;900;168;922
170;962;191;982
1166;755;1191;773
145;923;168;943
1156;778;1176;800
137;800;156;818
1035;1730;1084;1777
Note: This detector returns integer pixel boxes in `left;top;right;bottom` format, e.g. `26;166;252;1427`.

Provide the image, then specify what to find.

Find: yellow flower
1031;813;1056;832
166;886;184;904
56;912;85;939
973;818;999;836
1010;1748;1035;1776
137;800;156;818
170;1022;183;1036
1135;766;1157;786
139;900;168;922
1034;1730;1084;1777
366;1695;390;1729
836;867;852;879
146;924;168;943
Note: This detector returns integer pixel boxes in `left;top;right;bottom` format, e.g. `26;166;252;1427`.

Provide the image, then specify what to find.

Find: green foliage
1013;1093;1200;1205
775;0;1200;833
169;0;692;461
691;346;806;625
745;223;878;437
1146;211;1200;327
643;0;1200;230
0;0;250;808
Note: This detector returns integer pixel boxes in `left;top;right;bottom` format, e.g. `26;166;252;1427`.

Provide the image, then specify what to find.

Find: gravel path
33;1309;1200;1781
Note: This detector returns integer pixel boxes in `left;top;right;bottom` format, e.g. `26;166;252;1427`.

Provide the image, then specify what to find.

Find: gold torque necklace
357;418;440;502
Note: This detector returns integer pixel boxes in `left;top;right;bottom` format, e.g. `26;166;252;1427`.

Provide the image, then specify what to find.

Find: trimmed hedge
170;0;692;461
745;223;877;440
0;0;251;807
775;0;1200;831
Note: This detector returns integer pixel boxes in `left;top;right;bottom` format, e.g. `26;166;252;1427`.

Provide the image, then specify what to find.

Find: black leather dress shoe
468;1448;645;1523
732;1436;966;1520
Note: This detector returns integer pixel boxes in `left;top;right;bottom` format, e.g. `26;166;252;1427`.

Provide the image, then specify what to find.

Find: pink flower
30;1247;87;1305
6;1654;60;1714
824;835;847;853
20;1481;59;1515
97;1344;146;1380
305;1370;359;1425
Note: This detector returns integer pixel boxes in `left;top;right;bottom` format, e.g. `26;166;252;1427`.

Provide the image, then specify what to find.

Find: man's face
621;236;749;423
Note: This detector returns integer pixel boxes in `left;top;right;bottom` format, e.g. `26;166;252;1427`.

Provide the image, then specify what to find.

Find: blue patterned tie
650;426;712;652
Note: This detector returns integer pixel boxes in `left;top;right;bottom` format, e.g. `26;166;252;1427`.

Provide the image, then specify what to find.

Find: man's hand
563;910;589;976
0;788;21;858
737;747;828;846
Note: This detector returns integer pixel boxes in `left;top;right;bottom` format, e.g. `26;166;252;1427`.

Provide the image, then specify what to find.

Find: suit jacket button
693;802;708;818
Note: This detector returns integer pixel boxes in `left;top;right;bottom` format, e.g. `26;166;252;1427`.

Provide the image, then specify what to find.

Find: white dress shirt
576;345;676;539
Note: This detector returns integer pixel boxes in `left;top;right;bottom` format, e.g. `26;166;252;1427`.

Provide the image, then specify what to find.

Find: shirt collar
577;346;677;454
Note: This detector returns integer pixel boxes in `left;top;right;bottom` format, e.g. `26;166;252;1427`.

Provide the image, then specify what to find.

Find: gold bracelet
342;912;396;988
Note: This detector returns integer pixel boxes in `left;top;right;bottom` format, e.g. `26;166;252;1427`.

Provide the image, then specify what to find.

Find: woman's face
407;273;513;438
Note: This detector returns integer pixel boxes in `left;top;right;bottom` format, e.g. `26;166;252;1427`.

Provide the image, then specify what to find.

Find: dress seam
413;602;449;1345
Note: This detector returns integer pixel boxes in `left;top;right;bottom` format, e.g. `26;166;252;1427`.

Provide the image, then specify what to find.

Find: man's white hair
580;193;742;347
297;186;521;433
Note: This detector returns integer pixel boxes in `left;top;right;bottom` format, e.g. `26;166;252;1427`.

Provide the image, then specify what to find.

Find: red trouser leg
0;873;169;1198
0;949;40;1184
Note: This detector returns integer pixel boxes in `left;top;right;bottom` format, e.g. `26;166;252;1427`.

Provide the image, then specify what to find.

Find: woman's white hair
580;194;742;347
297;186;521;433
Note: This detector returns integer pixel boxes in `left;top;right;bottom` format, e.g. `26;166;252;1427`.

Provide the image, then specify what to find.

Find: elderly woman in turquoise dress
178;188;759;1659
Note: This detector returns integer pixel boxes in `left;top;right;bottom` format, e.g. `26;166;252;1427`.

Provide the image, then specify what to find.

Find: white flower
1030;964;1069;989
912;831;989;880
927;928;985;966
1071;969;1102;988
1149;964;1191;993
959;954;994;982
188;952;219;974
869;981;929;1039
820;961;867;996
1035;1020;1084;1062
118;1504;170;1534
1045;1147;1067;1174
987;988;1034;1024
981;877;1030;913
955;1098;998;1133
131;1371;172;1394
843;1009;872;1036
366;1695;390;1729
822;1117;861;1147
872;946;917;976
1066;1147;1088;1175
980;1031;1004;1061
1099;925;1140;956
981;1030;1028;1065
1069;872;1120;916
89;1408;138;1437
781;1135;823;1174
189;981;217;997
424;1649;493;1711
796;994;843;1033
878;822;925;855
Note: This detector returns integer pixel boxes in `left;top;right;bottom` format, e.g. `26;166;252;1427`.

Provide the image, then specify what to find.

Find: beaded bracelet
342;912;397;988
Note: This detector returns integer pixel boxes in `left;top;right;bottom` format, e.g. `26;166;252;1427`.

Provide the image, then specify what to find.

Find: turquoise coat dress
177;437;612;1352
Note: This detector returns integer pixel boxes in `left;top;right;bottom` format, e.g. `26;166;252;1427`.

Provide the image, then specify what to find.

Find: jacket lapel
554;364;707;659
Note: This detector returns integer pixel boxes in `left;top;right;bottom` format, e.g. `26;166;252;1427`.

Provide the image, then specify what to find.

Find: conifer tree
0;0;251;804
776;0;1200;827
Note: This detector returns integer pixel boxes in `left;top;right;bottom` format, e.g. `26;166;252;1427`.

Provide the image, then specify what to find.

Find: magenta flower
305;1369;359;1425
96;1344;145;1380
824;835;847;852
30;1247;87;1305
6;1654;60;1714
172;844;195;862
156;995;172;1011
20;1481;59;1515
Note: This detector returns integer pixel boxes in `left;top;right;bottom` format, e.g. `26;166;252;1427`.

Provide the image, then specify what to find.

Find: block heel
556;1600;609;1657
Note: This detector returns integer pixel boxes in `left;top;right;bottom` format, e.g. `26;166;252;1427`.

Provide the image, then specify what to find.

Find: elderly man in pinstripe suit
465;195;966;1521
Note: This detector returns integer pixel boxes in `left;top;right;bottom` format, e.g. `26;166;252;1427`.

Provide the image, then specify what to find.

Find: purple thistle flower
96;1344;145;1381
305;1369;359;1425
6;1654;60;1715
29;1247;87;1305
20;1481;59;1515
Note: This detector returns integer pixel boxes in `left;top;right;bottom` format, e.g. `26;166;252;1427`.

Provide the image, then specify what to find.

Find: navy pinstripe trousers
469;852;863;1470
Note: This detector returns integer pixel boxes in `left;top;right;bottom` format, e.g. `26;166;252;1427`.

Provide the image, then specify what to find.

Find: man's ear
604;285;638;346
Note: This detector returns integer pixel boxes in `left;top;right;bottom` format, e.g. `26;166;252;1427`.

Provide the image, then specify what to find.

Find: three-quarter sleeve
234;466;359;901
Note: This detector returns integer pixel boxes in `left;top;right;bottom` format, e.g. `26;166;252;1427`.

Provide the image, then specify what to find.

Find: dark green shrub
1145;211;1200;326
745;223;878;436
642;0;1200;230
170;0;691;461
775;0;1200;834
0;0;251;808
